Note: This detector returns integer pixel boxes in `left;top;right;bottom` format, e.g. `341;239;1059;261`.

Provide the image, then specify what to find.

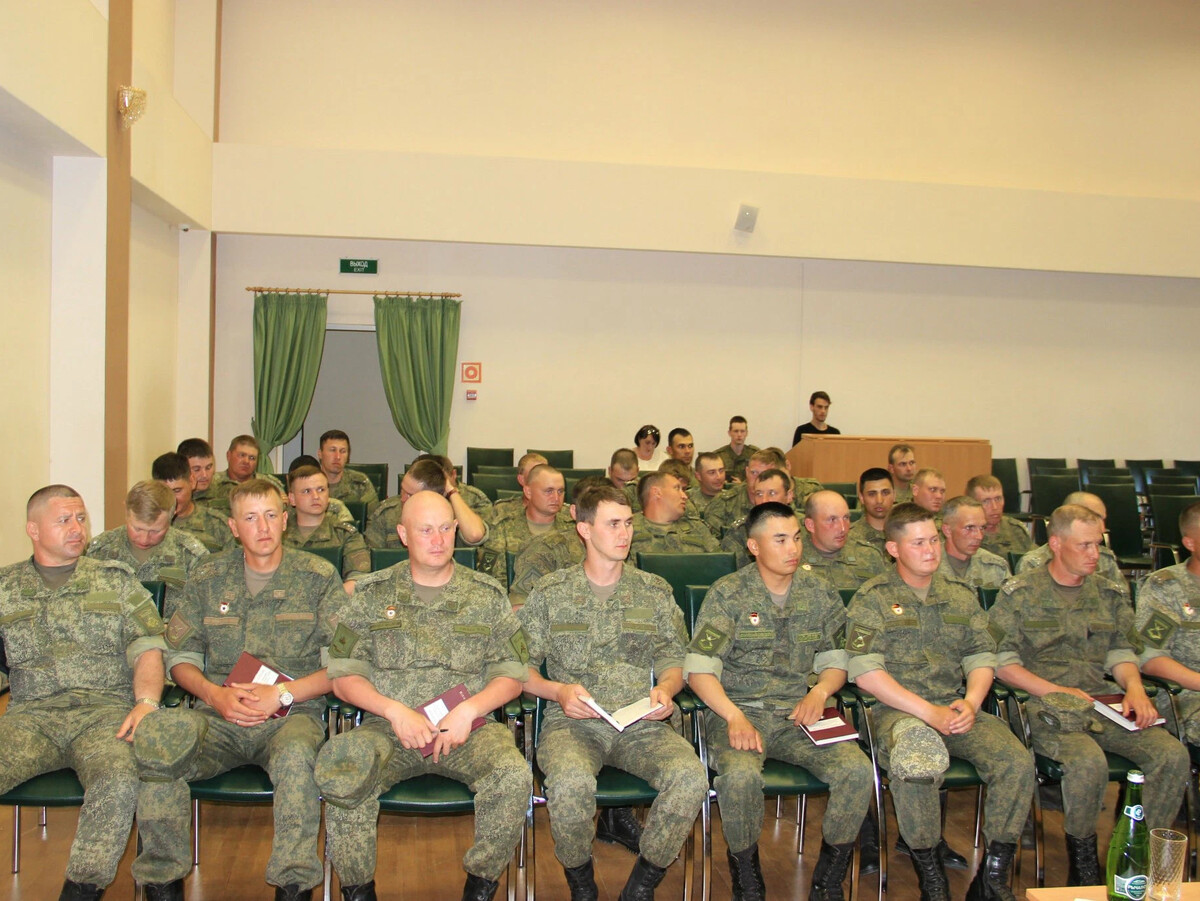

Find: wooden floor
0;781;1128;900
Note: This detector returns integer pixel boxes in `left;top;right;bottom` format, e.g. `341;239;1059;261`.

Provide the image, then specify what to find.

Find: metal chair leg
798;795;808;852
192;798;201;866
11;806;19;874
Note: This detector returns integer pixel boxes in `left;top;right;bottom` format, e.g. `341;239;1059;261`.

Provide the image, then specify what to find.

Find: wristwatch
136;697;160;709
277;684;295;708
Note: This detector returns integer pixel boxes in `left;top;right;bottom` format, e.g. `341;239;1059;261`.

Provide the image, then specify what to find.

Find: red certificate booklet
799;707;860;746
417;683;488;758
1092;693;1166;731
223;651;294;719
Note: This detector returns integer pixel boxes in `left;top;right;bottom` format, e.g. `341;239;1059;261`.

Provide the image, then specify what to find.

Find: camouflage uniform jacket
989;565;1136;695
1017;542;1128;596
509;529;585;608
799;538;888;593
714;444;759;483
980;516;1035;560
488;495;525;524
629;513;721;558
0;557;165;706
326;562;527;712
936;547;1011;589
88;526;209;617
1135;563;1200;723
328;468;380;511
683;563;848;712
622;483;704;522
847;517;888;557
846;569;996;705
172;503;234;553
283;512;371;579
477;509;575;590
893;485;914;505
164;547;341;716
458;484;494;518
791;477;824;511
720;518;755;569
518;563;687;727
703;488;753;541
686;486;722;518
205;470;286;513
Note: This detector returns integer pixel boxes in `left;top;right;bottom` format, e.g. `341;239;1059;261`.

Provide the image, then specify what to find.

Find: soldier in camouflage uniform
801;490;888;592
721;469;794;569
477;465;573;590
153;452;233;552
847;503;1034;901
205;435;286;513
284;465;370;586
967;475;1035;560
1138;500;1200;740
133;480;342;901
630;471;720;558
1016;491;1129;596
0;485;166;901
87;480;209;618
686;502;873;901
887;445;917;505
177;437;219;512
848;468;894;558
992;504;1188;886
519;484;707;900
316;491;530;901
365;459;488;550
713;415;759;483
490;452;550;523
911;469;947;519
936;496;1011;590
316;430;380;512
688;452;727;518
419;453;494;518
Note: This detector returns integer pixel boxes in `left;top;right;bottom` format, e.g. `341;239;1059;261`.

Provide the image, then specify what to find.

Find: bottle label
1114;874;1148;900
1124;804;1145;821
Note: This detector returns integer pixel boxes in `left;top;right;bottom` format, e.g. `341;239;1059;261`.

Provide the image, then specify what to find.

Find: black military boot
58;882;105;901
1065;833;1101;887
909;845;950;901
726;844;766;901
965;841;1017;901
809;839;855;901
144;881;184;901
896;834;969;870
597;806;643;853
858;809;880;876
462;872;501;901
274;886;312;901
340;881;378;901
563;859;599;901
618;855;668;901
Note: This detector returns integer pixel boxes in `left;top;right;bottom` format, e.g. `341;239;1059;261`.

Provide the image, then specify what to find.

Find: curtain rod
246;286;461;298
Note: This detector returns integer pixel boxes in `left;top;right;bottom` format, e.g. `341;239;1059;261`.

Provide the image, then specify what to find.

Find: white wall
213;234;1200;479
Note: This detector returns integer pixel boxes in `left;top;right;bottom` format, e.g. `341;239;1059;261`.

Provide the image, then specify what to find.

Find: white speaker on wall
734;204;759;233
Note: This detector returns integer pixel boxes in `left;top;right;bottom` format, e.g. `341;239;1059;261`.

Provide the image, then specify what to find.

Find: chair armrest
161;684;188;708
1141;673;1183;695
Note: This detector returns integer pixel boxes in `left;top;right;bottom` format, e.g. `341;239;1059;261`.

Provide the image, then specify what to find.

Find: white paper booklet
584;696;665;732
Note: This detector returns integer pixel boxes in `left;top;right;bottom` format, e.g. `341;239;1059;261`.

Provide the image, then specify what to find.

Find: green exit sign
340;258;378;274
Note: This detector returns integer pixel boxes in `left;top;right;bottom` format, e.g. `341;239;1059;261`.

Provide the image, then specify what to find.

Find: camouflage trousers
1028;701;1189;836
706;707;873;851
537;715;707;869
0;696;138;886
133;706;326;889
876;707;1034;849
1160;689;1200;746
317;718;530;884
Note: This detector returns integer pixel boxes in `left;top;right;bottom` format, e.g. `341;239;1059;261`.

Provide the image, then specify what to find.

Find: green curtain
373;295;461;455
251;292;328;473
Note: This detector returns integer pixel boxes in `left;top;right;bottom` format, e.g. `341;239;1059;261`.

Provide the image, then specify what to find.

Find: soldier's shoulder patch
846;623;876;654
329;622;360;659
164;610;195;649
689;624;729;656
173;530;209;557
132;598;165;635
1139;612;1177;649
468;568;507;594
94;557;136;576
336;521;360;535
354;569;393;590
509;624;530;664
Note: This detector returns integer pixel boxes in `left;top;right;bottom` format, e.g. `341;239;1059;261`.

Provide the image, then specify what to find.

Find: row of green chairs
466;448;578;486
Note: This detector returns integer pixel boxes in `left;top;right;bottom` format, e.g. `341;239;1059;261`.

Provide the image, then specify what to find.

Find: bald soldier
0;486;166;901
316;491;531;901
630;471;721;557
967;475;1034;560
800;490;888;592
847;468;894;557
477;464;575;590
936;496;1011;589
364;459;488;550
888;445;918;505
1016;491;1129;597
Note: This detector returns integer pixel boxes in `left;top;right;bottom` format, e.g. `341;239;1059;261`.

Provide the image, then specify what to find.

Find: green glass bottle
1107;769;1150;901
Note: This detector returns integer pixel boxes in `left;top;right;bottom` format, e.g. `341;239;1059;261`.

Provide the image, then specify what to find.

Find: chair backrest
475;464;519;476
1081;466;1132;486
1172;460;1200;478
1027;457;1068;479
465;447;514;484
1124;460;1163;494
528;449;575;469
1029;473;1082;517
1150;494;1200;556
506;551;516;589
1075;458;1116;470
303;545;343;573
822;482;859;508
1085;482;1144;559
1147;470;1200;490
1143;483;1197;496
635;552;736;609
471;472;522;501
838;588;856;607
370;547;477;571
976;586;1001;610
1007;551;1025;572
1036;467;1080;478
559;468;605;481
347;463;389;500
343;500;368;531
683;584;709;638
141;580;167;616
991;458;1023;515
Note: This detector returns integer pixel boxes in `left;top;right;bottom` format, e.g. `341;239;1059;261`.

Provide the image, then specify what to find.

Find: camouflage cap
889;718;949;784
1037;692;1101;734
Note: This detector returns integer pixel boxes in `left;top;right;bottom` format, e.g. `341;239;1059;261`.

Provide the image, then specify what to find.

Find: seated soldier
801;489;887;591
607;448;640;491
284;465;370;592
991;504;1188;885
688;452;727;517
714;415;759;484
478;464;574;590
365;458;487;549
630;471;721;556
887;444;917;505
658;458;694;491
519;485;708;900
317;429;380;511
848;468;894;557
1;485;166;901
88;480;209;618
491;452;549;522
152;452;233;552
937;496;1011;589
911;469;947;518
419;453;493;518
686;502;873;901
1016;491;1129;596
664;428;696;467
509;476;607;608
205;435;285;512
720;468;794;569
286;455;355;526
1137;501;1200;742
177;437;218;510
706;449;817;541
967;474;1034;560
847;503;1035;901
316;491;531;901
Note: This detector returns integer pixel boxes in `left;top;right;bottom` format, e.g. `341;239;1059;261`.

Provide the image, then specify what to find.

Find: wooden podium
787;435;992;495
